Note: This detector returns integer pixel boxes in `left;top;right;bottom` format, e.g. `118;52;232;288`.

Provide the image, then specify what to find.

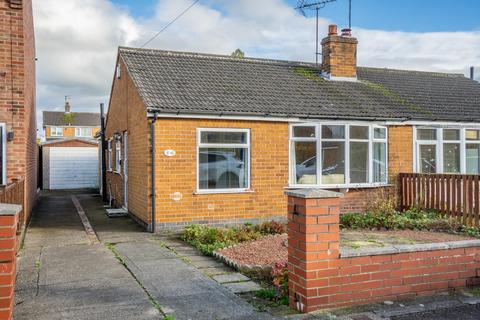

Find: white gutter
146;112;301;123
386;120;480;127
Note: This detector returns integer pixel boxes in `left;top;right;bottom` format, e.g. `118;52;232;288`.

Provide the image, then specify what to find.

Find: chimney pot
65;101;71;113
328;25;337;36
341;28;352;37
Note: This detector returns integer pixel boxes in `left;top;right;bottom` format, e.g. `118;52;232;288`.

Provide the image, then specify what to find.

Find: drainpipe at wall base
149;112;158;233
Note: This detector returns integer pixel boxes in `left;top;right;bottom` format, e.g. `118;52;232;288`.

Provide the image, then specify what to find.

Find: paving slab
223;281;263;293
213;273;251;284
202;266;234;276
14;192;160;320
189;259;227;269
115;240;275;320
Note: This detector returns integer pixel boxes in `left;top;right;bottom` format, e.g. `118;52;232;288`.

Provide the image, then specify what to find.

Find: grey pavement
14;191;159;320
76;193;277;320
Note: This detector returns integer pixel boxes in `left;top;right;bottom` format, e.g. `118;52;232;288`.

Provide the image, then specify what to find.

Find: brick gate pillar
0;204;21;320
285;189;343;313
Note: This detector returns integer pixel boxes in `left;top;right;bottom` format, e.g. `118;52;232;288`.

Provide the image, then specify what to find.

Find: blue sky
112;0;480;32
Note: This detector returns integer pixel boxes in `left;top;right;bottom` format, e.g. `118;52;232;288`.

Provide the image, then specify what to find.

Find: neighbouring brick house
104;24;480;231
41;102;100;190
0;0;37;222
43;101;100;141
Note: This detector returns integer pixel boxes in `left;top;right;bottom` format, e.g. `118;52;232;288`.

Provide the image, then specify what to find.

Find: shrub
271;260;288;299
181;221;285;256
257;221;286;235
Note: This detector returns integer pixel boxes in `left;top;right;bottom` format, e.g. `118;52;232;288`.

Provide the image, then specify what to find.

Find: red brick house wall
105;58;151;225
0;0;37;222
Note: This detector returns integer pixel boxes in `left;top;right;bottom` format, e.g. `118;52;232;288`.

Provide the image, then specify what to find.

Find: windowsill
193;189;254;195
114;171;121;175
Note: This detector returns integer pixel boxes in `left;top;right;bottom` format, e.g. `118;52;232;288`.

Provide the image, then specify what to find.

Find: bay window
197;129;250;192
415;127;480;174
290;123;388;187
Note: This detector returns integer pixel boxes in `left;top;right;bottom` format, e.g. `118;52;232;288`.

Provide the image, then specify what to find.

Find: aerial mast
295;0;337;66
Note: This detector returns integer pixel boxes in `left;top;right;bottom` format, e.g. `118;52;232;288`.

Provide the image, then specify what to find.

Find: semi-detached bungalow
104;24;480;232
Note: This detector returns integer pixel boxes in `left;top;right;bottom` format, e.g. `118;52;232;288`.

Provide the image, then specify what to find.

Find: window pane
199;148;247;189
200;131;246;144
417;128;436;140
374;127;386;139
350;126;369;140
294;142;317;184
443;129;460;141
419;145;436;173
322;141;345;184
373;142;387;183
466;130;480;141
466;144;480;174
443;143;460;173
350;142;368;183
322;125;345;139
293;126;315;138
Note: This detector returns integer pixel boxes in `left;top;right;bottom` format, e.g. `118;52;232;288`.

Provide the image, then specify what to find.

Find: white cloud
33;0;480;133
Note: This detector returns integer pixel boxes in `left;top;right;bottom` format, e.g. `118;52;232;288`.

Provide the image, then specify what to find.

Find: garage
42;139;99;190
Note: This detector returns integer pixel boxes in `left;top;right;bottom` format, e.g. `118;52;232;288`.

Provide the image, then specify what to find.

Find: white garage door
49;147;99;190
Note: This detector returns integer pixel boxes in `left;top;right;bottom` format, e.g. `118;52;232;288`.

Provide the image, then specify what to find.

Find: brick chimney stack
65;100;71;113
321;24;358;80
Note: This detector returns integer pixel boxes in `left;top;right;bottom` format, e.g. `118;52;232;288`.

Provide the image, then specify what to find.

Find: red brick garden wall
287;190;480;313
0;206;20;320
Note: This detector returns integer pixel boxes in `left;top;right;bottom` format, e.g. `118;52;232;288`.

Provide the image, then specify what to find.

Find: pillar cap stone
285;189;344;199
0;204;22;216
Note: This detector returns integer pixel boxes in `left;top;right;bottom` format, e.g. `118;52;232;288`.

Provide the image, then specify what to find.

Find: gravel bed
216;234;287;267
215;231;476;268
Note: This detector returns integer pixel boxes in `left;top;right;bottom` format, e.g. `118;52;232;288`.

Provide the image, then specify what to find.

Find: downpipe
149;113;158;233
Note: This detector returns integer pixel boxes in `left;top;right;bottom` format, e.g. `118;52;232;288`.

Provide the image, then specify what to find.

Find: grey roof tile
43;111;100;126
119;47;480;122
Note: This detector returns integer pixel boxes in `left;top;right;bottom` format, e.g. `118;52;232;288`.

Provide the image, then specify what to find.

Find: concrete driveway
14;191;276;320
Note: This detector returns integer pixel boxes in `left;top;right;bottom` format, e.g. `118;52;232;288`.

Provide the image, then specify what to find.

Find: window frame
414;126;480;174
196;128;251;194
75;127;93;137
107;139;112;172
50;126;63;137
115;138;122;173
289;123;388;189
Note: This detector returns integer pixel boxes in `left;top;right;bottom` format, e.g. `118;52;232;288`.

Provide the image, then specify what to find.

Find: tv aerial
295;0;337;65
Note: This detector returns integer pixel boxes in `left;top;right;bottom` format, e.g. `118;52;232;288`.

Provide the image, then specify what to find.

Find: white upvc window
196;128;250;193
75;127;92;137
107;139;112;171
414;126;480;174
289;123;388;188
50;127;63;137
115;138;122;173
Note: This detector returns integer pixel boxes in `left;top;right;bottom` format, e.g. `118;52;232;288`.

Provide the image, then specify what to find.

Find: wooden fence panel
399;173;480;227
0;180;25;231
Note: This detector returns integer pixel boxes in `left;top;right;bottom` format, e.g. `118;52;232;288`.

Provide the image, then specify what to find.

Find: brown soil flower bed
216;230;476;270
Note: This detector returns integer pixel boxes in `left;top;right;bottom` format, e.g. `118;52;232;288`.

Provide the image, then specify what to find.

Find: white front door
123;132;128;208
49;147;99;190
